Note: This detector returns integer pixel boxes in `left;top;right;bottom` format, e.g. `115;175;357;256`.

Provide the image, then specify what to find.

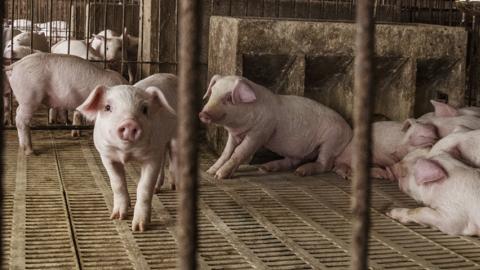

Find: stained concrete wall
207;16;467;155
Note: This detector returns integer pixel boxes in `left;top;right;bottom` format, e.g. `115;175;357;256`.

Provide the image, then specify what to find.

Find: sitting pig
334;120;438;179
387;149;480;236
199;75;352;179
6;53;127;155
77;79;177;231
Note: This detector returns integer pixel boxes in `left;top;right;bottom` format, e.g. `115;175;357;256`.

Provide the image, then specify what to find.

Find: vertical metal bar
49;0;53;49
86;0;91;60
0;0;4;257
177;0;201;269
351;0;374;269
30;0;34;54
68;0;73;54
139;0;144;79
468;16;477;106
10;0;15;125
121;0;126;77
103;0;107;69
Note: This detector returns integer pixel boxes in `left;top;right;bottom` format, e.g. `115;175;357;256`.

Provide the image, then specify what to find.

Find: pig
418;114;480;138
429;127;480;168
2;26;22;49
51;40;103;61
133;73;178;192
10;19;40;31
200;75;352;179
418;100;480;120
11;31;49;52
334;120;438;179
76;80;177;231
387;149;480;237
3;44;41;59
6;53;128;155
3;71;13;125
89;34;123;62
35;20;68;31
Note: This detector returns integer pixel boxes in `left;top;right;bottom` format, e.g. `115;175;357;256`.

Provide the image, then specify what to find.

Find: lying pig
429;127;480;168
11;31;49;52
419;100;480;120
133;73;178;192
418;114;480;138
334;120;438;179
3;44;42;59
77;81;176;231
387;149;480;236
6;53;127;155
199;75;352;179
2;26;21;49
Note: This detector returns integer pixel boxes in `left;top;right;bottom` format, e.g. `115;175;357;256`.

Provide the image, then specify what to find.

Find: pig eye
142;105;148;115
105;104;111;112
224;94;233;104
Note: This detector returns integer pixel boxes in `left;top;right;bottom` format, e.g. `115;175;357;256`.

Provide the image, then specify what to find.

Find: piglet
334;120;437;179
429;127;480;168
418;100;480;120
6;53;128;155
134;73;178;192
200;75;352;179
387;149;480;236
77;80;176;231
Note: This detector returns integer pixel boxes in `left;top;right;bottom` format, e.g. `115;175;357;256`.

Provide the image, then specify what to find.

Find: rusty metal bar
351;0;375;269
49;0;52;50
103;0;107;69
29;0;33;53
86;0;91;59
68;0;73;54
177;0;202;269
121;0;126;76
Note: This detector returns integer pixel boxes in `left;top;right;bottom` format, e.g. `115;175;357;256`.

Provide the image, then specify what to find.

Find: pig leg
259;158;302;173
387;207;462;235
154;154;166;194
207;133;236;175
295;141;338;176
3;94;11;125
132;161;161;231
101;156;130;220
16;104;37;155
167;139;178;190
370;167;392;180
48;108;57;124
215;135;263;180
334;163;352;179
71;110;82;137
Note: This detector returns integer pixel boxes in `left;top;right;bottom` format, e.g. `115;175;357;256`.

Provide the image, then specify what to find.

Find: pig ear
94;34;105;41
409;123;438;147
401;118;415;132
76;85;107;121
232;79;256;104
431;100;459;117
203;74;220;100
145;86;176;115
414;158;447;185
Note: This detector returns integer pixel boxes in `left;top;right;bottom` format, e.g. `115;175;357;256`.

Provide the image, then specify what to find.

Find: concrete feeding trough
207;16;467;155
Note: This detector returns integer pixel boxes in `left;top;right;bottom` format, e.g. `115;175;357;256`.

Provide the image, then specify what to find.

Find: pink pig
387;149;480;236
429;127;480;168
7;53;128;155
199;75;352;179
419;100;480;120
77;76;176;231
334;120;438;179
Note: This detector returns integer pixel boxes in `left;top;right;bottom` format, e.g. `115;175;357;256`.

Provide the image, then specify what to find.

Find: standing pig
51;40;103;61
387;150;480;236
199;75;352;179
7;53;127;155
134;73;178;192
77;81;176;231
334;120;438;179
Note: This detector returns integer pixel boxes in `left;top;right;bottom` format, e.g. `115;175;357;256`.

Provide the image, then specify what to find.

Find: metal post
29;0;33;54
351;0;375;269
103;0;107;69
177;0;202;269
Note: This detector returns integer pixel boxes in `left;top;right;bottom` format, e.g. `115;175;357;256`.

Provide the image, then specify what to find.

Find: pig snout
117;119;142;142
199;111;212;124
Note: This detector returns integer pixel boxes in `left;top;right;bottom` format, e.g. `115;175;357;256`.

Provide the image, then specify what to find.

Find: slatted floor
3;129;480;269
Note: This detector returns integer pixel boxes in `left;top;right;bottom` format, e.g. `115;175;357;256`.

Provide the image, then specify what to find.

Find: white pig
418;114;480;138
51;39;103;61
429;128;480;168
3;44;41;59
334;120;438;179
7;53;128;155
387;149;480;236
11;31;49;52
418;100;480;120
134;73;178;192
2;26;21;49
200;75;352;179
77;80;177;231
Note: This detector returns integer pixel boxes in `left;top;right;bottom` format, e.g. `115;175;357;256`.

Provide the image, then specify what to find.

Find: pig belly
265;135;320;161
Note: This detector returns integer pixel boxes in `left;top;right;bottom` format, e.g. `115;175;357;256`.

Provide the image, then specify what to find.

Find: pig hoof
170;183;176;190
154;186;162;194
71;130;81;137
387;208;410;223
110;209;128;220
132;218;148;232
24;148;34;156
294;168;310;177
206;166;217;175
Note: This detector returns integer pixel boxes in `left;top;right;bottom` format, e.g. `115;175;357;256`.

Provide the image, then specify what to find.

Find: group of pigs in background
199;76;480;237
2;20;480;235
